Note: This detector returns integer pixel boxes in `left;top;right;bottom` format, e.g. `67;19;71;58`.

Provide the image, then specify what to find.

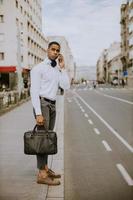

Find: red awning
0;66;16;72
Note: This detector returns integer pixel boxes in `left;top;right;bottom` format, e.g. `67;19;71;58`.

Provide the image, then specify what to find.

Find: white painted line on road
88;119;93;125
103;93;133;105
84;113;88;118
94;128;100;135
99;88;103;90
81;109;85;113
75;92;133;153
116;164;133;186
102;140;112;151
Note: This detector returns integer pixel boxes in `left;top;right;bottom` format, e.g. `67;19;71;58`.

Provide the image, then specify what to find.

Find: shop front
0;66;17;91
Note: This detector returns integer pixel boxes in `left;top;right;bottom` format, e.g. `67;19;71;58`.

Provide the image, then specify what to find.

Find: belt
40;97;56;104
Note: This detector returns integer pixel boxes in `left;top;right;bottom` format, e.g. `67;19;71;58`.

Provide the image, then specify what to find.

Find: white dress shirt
30;57;70;115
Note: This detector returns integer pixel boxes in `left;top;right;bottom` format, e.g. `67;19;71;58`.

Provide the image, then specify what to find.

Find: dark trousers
33;98;56;169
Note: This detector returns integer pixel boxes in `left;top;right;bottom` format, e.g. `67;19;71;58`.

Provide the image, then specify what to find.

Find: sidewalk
0;95;64;200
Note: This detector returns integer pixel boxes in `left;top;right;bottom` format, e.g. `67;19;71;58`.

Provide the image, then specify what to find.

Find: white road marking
94;128;100;135
102;140;112;151
116;164;133;186
75;92;133;153
81;109;85;113
84;113;88;118
88;119;93;125
103;93;133;105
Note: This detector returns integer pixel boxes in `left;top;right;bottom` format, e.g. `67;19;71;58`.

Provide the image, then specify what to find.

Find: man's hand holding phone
58;54;65;69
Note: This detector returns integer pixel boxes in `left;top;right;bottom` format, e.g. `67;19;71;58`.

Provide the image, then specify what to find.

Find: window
0;15;4;23
20;22;23;30
16;0;18;8
0;33;4;42
21;55;23;62
0;52;4;60
20;6;23;14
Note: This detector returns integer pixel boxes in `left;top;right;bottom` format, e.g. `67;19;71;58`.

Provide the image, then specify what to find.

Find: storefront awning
0;66;16;72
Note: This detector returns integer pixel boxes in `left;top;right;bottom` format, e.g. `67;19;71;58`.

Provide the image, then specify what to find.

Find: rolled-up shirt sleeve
59;69;70;90
30;67;42;115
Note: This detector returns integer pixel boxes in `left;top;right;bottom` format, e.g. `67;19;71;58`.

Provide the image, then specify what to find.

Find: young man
30;41;70;185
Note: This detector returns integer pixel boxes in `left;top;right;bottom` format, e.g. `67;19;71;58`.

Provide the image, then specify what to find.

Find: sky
42;0;123;66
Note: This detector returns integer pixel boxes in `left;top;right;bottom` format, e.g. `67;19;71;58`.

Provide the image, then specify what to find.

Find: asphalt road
64;85;133;200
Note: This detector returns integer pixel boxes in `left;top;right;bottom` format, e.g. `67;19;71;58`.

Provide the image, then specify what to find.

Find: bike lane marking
75;92;133;153
102;140;112;151
116;164;133;186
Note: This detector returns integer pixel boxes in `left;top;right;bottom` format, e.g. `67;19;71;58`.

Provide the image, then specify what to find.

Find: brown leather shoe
48;169;61;179
37;175;60;185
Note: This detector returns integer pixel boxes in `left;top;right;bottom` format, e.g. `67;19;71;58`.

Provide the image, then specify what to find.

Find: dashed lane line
116;164;133;186
88;119;93;125
102;140;112;151
94;128;100;135
75;92;133;153
84;113;88;118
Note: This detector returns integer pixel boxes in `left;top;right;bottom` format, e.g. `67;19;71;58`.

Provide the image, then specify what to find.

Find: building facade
96;42;123;84
0;0;48;93
106;42;123;83
121;0;133;87
96;49;107;84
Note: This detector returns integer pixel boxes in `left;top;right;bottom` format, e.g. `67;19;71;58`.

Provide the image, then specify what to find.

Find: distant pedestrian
93;81;96;89
122;79;125;88
30;41;70;185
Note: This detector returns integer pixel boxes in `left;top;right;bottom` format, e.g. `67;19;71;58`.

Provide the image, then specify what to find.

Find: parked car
111;77;118;86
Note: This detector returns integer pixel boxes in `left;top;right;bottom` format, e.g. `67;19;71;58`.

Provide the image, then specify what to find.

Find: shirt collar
44;57;58;68
44;57;51;65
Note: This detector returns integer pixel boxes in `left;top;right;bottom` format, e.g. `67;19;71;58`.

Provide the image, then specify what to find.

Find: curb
46;95;64;200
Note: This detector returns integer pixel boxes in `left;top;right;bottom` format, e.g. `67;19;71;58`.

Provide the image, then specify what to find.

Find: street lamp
16;28;23;97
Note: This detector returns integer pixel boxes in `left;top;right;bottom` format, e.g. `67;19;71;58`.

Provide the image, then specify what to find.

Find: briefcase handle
33;124;48;133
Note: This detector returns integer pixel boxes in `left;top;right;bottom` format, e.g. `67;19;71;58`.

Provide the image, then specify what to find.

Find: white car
113;79;118;86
